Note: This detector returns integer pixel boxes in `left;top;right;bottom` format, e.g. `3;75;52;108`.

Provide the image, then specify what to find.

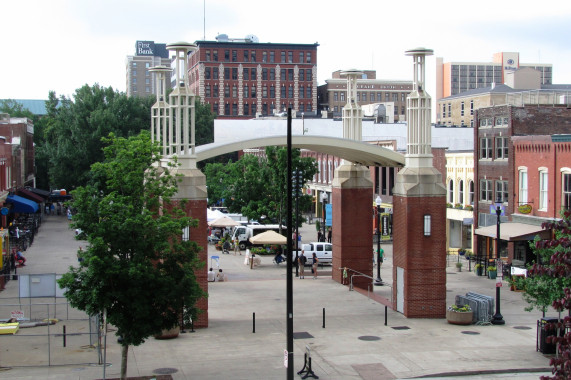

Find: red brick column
392;192;447;318
332;163;373;290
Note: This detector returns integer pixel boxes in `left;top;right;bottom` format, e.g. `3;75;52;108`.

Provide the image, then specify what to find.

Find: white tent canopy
207;208;225;222
249;230;287;245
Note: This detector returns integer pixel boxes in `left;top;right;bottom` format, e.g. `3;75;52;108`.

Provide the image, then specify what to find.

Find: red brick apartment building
473;105;571;267
187;35;318;118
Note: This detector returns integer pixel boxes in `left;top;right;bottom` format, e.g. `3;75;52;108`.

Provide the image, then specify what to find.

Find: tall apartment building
317;70;412;122
435;52;553;104
126;41;171;97
187;34;319;118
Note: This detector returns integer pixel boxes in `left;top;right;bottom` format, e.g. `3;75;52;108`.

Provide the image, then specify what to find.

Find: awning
27;187;51;199
17;188;45;203
6;194;39;213
474;222;550;241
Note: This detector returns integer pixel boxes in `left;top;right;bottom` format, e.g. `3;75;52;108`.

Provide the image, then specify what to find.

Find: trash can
538;318;563;354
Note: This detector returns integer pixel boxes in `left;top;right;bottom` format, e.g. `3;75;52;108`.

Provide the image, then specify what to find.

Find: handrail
339;267;374;291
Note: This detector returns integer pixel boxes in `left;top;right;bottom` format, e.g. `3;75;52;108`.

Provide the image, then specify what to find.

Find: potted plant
446;304;473;325
488;265;497;279
475;263;483;276
455;261;463;272
464;205;473;211
458;248;466;256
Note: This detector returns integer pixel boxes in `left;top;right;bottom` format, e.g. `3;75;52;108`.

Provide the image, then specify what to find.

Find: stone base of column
392;167;447;318
331;163;373;290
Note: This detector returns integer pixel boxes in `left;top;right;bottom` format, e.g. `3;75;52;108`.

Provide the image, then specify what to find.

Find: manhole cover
513;326;532;330
153;368;178;375
293;331;313;339
391;326;410;330
461;331;480;335
447;272;457;275
358;335;381;341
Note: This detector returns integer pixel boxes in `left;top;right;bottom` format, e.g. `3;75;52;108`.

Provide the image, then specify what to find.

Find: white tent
207;208;225;222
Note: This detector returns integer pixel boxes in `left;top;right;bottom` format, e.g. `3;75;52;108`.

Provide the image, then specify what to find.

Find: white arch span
194;135;405;167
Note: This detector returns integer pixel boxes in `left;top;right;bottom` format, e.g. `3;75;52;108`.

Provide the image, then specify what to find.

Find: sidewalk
0;216;554;379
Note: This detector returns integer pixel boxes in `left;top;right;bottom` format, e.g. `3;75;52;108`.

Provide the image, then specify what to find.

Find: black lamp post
321;192;327;242
374;195;383;286
491;194;505;325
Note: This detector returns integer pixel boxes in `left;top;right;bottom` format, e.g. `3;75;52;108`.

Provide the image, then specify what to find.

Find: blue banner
325;203;332;227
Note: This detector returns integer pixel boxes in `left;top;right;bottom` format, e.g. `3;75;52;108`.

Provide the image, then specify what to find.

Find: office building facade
126;41;171;98
187;35;318;118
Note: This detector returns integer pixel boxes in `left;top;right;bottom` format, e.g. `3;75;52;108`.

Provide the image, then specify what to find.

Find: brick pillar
392;167;447;318
169;166;209;327
332;163;373;289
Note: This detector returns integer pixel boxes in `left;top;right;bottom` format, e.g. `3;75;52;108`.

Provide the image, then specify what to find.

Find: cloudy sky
2;0;571;101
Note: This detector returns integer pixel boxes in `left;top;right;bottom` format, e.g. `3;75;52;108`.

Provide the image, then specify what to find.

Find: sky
2;0;571;101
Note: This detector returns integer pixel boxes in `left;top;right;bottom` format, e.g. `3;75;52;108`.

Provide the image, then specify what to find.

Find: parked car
299;242;333;265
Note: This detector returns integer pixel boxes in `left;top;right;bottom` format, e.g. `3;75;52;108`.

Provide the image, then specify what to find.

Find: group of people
317;228;332;243
298;252;318;279
208;268;227;282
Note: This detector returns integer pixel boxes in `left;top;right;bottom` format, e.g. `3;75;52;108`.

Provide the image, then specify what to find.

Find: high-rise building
126;41;171;97
187;34;318;118
435;52;552;103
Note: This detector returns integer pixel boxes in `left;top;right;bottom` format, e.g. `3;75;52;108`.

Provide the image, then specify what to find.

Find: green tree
58;131;205;380
515;211;571;378
0;99;35;119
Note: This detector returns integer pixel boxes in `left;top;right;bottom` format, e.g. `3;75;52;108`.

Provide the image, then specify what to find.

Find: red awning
17;188;45;203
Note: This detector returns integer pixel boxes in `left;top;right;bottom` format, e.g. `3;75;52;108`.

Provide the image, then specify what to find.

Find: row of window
332;92;407;103
205;49;312;64
480;116;508;128
448;179;475;205
210;102;312;116
131;78;151;85
315;159;339;184
480;136;508;160
331;105;405;115
519;169;571;211
204;84;312;99
204;67;312;82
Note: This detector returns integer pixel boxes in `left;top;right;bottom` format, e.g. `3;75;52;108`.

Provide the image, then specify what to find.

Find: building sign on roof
136;41;155;56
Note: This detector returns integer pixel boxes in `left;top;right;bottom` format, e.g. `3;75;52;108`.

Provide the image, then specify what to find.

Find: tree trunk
121;344;129;379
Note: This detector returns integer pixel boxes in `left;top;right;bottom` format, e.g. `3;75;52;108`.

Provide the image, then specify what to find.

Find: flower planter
154;325;180;340
476;267;483;276
488;270;497;279
446;310;473;325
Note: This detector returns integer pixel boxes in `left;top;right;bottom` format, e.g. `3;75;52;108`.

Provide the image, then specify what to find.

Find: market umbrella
249;230;287;245
208;216;241;228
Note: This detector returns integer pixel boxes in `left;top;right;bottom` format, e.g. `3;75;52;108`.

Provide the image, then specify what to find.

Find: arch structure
194;135;405;167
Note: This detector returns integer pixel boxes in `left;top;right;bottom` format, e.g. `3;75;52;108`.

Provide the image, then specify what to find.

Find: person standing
298;253;307;279
317;230;322;242
312;252;319;279
327;228;332;243
233;238;239;255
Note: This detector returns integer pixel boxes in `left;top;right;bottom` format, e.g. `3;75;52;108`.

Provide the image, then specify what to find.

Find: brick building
187;34;318;118
317;70;412;121
473;105;571;266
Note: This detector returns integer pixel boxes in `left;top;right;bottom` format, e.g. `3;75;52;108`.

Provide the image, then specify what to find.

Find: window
377;93;382;102
447;103;451;117
281;86;286;98
442;104;446;118
288;86;293;98
299;52;304;63
280;68;286;80
232;50;237;62
243;103;249;115
205;84;211;98
243;69;249;81
232;103;237;115
480;137;492;159
262;68;268;80
213;84;219;97
213;67;219;79
224;50;229;61
480;179;492;202
262;51;267;63
205;67;211;79
251;85;256;98
251;68;257;79
306;69;312;82
299;69;304;81
281;51;286;63
458;180;464;205
299;86;304;99
270;86;275;98
232;68;238;80
251;103;256;115
214;102;218;115
519;169;528;204
470;100;474;115
469;180;474;205
496;180;508;203
251;51;256;62
224;103;230;115
334;92;338;101
288;51;293;63
340;92;345;102
306;52;311;63
213;50;218;61
539;169;548;210
288;69;293;81
563;171;571;210
224;85;230;97
262;103;268;115
205;50;211;61
270;51;275;63
496;136;508;159
232;85;237;98
244;50;249;62
357;93;360;102
461;102;464;116
362;93;367;102
224;68;229;79
244;85;248;97
270;68;275;80
306;87;311;98
448;179;454;203
263;85;268;98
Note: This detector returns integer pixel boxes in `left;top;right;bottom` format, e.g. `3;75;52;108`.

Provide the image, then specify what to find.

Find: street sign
496;278;503;287
284;349;288;368
11;310;24;320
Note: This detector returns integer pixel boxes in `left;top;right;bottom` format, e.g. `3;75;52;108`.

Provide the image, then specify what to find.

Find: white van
300;242;333;265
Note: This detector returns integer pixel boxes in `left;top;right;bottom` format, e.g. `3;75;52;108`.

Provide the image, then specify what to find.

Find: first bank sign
137;41;155;56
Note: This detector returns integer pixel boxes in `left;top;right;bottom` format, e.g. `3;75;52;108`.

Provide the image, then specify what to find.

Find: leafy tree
58;131;205;380
514;211;571;379
0;99;35;119
204;147;317;226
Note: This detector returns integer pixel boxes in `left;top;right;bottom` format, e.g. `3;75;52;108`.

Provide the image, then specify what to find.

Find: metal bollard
253;312;255;333
384;305;388;326
63;325;66;347
322;308;325;328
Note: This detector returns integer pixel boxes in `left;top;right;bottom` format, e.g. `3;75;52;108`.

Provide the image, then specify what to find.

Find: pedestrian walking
312;252;319;279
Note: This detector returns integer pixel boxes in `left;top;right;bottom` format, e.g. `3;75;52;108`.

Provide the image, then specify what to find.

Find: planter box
488;270;497;279
446;310;473;325
154;326;180;340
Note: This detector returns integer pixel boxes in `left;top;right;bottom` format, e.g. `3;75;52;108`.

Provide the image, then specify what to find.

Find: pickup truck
299;242;333;265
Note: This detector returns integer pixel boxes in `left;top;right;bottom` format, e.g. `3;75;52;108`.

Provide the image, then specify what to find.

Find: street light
320;192;327;242
374;195;383;286
491;194;505;325
292;170;303;277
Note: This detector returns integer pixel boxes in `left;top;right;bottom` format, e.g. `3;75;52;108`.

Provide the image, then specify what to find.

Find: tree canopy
204;147;317;225
58;131;205;379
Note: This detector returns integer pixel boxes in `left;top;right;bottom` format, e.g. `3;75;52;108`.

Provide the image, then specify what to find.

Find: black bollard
253;312;256;333
322;308;325;329
63;325;66;347
384;305;387;326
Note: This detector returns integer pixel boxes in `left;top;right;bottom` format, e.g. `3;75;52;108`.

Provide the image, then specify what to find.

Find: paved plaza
0;214;555;379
